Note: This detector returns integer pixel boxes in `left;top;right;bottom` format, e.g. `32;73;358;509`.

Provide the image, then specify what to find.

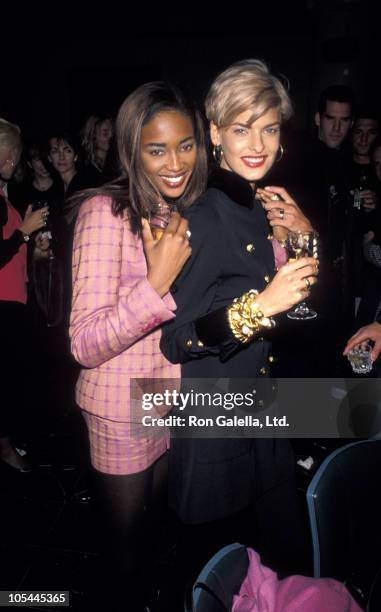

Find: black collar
208;167;256;209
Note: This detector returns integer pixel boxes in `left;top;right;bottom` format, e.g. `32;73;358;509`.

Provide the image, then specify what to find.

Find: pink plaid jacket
70;196;180;421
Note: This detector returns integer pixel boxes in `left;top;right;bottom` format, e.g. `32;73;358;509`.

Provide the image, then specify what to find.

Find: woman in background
46;130;99;197
42;131;102;336
8;142;60;218
80;113;114;180
0;118;49;471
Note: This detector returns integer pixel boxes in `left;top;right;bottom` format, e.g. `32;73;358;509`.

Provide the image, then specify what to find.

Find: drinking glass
149;201;173;240
347;345;373;375
286;230;318;320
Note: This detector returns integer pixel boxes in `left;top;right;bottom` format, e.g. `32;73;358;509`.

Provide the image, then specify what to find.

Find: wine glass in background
149;201;174;240
286;230;319;320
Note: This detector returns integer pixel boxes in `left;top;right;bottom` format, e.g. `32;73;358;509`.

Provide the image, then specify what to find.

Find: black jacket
160;169;293;524
160;168;276;377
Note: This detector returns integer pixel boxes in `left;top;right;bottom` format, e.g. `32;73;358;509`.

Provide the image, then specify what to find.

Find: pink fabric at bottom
232;548;363;612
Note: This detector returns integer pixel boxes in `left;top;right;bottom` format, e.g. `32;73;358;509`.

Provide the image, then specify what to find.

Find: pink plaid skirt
82;411;170;475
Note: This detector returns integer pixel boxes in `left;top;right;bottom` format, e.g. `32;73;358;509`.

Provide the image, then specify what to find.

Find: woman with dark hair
7;143;62;345
68;81;207;610
8;142;60;218
41;131;102;335
46;130;100;197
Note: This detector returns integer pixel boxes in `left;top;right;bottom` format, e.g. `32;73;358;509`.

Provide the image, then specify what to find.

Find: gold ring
271;194;281;201
305;278;311;289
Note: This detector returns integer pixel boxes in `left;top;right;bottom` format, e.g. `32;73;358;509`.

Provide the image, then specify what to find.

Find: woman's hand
254;257;318;318
142;212;192;297
257;186;313;233
20;205;49;236
343;322;381;361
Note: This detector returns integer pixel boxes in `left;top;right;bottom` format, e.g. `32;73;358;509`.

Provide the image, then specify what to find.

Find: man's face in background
315;100;353;149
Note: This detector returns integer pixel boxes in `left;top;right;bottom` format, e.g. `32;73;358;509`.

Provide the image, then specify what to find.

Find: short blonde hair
0;117;21;153
205;59;293;127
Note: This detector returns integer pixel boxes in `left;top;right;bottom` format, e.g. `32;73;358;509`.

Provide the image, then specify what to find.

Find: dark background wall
1;0;378;142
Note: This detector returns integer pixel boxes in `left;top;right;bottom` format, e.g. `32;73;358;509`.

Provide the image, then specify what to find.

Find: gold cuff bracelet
227;289;275;344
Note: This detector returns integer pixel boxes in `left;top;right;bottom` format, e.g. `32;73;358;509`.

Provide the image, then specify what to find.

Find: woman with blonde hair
161;59;316;581
80;113;114;179
0;118;49;471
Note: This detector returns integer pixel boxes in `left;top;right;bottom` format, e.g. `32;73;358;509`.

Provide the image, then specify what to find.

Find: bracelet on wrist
15;229;30;243
227;289;276;344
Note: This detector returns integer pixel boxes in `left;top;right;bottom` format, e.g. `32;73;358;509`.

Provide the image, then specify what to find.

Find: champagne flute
286;230;318;321
149;201;174;240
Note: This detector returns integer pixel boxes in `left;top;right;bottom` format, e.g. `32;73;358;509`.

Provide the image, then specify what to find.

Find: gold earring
212;144;223;163
276;144;284;162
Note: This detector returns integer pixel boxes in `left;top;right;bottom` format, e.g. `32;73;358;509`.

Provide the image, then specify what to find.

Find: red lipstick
241;156;267;168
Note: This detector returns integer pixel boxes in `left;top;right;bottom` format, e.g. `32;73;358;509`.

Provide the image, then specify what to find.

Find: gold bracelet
227;289;275;344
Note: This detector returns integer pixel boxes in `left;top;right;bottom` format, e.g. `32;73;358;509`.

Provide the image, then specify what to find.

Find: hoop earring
212;144;223;164
276;144;284;162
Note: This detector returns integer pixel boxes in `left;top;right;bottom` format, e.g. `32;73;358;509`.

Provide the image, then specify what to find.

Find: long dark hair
67;82;208;233
43;130;82;181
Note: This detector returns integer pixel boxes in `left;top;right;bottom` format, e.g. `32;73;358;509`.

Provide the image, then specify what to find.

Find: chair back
307;439;381;601
188;543;249;611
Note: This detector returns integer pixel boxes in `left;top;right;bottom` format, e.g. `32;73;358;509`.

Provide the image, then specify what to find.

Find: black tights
91;452;168;609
